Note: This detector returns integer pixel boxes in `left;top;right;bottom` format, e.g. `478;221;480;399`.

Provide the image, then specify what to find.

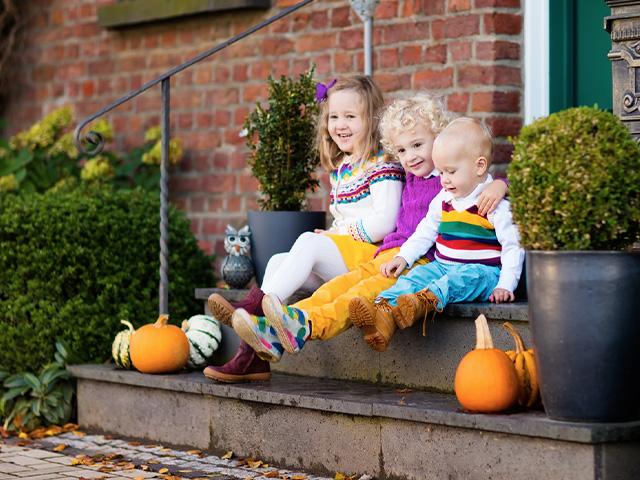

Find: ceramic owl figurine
221;224;254;289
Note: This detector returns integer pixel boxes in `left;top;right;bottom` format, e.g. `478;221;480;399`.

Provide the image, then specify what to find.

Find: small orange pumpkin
454;314;519;413
130;314;190;373
502;322;540;407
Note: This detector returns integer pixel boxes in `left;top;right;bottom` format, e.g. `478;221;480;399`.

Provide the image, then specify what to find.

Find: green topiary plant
0;186;215;374
244;69;320;211
508;106;640;250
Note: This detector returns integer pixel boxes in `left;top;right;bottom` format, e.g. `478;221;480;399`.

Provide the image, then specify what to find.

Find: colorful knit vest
435;201;501;266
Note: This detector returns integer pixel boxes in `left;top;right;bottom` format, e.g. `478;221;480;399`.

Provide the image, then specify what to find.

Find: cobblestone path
0;432;340;480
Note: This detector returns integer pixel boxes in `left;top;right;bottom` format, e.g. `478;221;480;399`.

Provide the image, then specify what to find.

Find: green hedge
0;187;215;373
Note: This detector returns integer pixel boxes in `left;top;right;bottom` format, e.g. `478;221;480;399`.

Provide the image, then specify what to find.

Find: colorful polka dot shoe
262;294;311;354
231;308;284;362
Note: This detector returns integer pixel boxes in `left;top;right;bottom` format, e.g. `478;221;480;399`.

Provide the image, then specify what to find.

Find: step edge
195;288;529;321
69;365;640;444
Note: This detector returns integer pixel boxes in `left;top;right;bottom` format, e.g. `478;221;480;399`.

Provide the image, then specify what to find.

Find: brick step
69;365;640;480
196;288;530;392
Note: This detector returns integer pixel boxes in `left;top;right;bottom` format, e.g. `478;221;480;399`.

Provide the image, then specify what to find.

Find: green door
549;0;612;112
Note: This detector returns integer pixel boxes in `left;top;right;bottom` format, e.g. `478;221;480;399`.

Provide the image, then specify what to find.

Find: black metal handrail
74;0;314;315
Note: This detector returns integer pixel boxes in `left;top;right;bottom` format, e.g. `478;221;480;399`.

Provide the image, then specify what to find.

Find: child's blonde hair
380;93;451;157
315;76;385;172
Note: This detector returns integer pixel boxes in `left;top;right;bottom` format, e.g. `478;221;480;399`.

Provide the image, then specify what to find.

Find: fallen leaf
159;467;169;474
18;432;28;439
72;430;86;437
140;464;150;471
221;450;233;460
395;388;413;394
63;423;79;431
128;441;142;446
186;449;202;455
134;477;145;480
246;459;263;469
290;476;307;480
53;444;67;452
264;471;280;478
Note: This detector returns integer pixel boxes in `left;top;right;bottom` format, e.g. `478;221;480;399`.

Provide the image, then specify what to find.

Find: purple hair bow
315;79;337;103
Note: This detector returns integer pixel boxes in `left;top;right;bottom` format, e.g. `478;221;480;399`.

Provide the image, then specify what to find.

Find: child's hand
489;288;515;303
380;257;407;278
477;179;508;216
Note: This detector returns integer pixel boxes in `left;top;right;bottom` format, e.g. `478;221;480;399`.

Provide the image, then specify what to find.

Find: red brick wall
3;0;523;262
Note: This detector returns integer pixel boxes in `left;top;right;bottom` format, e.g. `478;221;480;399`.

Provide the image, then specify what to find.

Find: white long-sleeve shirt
329;153;404;243
398;175;525;292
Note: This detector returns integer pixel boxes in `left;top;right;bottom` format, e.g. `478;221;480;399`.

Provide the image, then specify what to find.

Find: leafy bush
508;106;640;250
0;186;215;374
244;69;320;211
1;341;75;432
0;106;183;194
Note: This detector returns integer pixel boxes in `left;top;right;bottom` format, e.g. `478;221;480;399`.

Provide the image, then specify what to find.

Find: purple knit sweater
375;172;442;260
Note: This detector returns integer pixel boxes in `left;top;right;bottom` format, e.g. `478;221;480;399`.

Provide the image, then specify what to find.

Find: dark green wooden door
549;0;612;112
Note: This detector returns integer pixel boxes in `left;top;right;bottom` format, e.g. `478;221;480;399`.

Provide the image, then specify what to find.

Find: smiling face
392;124;436;177
327;89;365;156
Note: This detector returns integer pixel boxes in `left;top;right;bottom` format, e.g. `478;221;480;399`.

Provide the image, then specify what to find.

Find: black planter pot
247;210;326;285
527;250;640;422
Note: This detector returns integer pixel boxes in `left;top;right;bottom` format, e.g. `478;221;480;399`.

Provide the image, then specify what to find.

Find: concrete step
69;365;640;480
196;288;530;392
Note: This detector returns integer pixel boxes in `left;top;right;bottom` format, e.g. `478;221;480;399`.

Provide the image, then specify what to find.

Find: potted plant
244;69;325;283
508;106;640;422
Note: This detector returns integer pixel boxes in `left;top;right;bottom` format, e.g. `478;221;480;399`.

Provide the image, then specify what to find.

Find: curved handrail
74;0;314;154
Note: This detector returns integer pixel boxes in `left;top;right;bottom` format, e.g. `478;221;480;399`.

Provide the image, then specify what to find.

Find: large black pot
527;250;640;422
247;210;326;285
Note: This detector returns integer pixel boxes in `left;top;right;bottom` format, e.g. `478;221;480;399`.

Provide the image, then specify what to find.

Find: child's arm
491;200;525;299
477;178;508;216
386;192;443;273
345;161;404;243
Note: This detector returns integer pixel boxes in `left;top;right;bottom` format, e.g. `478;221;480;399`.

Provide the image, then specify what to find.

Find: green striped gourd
181;315;222;368
112;320;135;369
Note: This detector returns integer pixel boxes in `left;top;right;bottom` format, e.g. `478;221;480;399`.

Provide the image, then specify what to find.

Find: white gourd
181;315;222;368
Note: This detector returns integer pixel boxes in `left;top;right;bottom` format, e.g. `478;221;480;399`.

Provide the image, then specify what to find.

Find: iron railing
74;0;314;316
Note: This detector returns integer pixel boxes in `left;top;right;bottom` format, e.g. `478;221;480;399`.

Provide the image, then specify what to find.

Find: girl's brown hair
315;76;385;172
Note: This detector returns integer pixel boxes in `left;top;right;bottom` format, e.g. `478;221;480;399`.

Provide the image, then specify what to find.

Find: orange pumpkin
454;314;519;413
502;322;540;407
130;314;190;373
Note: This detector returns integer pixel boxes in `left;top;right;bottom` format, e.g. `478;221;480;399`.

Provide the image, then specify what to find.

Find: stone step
196;288;530;392
69;365;640;480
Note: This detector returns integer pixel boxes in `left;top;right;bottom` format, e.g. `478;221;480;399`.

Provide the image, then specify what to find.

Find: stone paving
0;432;356;480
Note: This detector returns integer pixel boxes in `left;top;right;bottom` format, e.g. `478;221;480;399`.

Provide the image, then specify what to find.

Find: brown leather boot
394;289;441;334
349;297;397;352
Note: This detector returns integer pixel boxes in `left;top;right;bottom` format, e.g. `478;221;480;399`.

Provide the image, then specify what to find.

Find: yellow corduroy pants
292;247;429;340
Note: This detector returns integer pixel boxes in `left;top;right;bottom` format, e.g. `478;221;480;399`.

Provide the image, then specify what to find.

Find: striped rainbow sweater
436;203;502;266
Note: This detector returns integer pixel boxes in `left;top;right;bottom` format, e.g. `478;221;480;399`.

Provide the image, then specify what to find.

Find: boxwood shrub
0;187;215;373
508;106;640;250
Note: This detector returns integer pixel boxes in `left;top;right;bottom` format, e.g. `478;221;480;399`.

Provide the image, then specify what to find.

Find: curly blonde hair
379;93;452;158
315;76;385;172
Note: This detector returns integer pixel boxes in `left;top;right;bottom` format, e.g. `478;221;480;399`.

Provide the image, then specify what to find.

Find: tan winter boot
394;289;441;334
350;297;397;352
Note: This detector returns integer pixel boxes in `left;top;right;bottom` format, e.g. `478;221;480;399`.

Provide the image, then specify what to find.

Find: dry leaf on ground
52;444;67;452
221;450;233;460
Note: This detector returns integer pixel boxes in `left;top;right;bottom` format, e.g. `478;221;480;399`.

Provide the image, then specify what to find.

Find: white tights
260;232;348;302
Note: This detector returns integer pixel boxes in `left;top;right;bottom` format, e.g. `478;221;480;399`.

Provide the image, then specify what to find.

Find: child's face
327;89;365;155
433;141;487;199
392;124;436;177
